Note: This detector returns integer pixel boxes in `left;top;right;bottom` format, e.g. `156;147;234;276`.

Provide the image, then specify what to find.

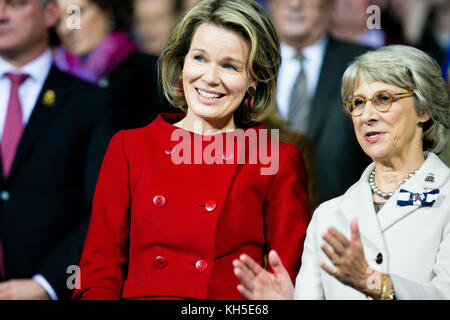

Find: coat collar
339;153;449;247
376;152;449;231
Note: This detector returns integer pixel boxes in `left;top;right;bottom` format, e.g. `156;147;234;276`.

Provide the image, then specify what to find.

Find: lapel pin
425;174;435;183
43;90;55;106
98;78;109;88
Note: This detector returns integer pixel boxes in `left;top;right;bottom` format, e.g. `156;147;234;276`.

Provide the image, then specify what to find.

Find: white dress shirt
0;50;57;300
276;37;328;120
0;49;52;139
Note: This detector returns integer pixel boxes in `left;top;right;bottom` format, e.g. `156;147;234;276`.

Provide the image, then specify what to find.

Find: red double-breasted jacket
73;113;310;299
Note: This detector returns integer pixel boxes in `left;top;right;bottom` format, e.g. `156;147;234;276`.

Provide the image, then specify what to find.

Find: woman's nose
359;100;379;121
202;64;220;85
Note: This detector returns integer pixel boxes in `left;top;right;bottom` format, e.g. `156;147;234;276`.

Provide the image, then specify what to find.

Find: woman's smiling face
182;22;254;128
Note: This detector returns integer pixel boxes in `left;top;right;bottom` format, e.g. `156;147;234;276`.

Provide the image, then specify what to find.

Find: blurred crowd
50;0;450;207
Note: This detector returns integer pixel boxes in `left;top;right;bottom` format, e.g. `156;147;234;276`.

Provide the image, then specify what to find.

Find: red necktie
1;72;29;178
0;73;28;279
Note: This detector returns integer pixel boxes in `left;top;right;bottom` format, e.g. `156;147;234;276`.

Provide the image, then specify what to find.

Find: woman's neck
174;112;237;136
373;152;426;197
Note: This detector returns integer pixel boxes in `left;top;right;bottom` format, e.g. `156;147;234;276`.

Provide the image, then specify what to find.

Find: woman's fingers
267;250;287;276
238;254;264;275
320;262;338;278
350;218;361;243
237;284;255;300
233;259;257;291
322;228;349;255
321;243;339;265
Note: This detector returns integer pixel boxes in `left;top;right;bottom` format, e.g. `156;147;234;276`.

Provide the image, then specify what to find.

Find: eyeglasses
343;91;414;117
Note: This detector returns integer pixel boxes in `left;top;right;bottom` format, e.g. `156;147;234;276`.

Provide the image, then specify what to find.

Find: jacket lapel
7;66;69;182
377;153;449;232
339;163;388;258
307;38;342;141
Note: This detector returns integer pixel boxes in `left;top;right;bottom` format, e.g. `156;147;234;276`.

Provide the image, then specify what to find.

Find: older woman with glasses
233;45;450;300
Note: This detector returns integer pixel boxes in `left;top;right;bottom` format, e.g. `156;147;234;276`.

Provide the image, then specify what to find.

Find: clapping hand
320;218;372;294
233;250;294;300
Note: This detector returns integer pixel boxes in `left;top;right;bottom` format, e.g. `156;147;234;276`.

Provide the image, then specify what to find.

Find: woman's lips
196;88;225;105
364;132;385;143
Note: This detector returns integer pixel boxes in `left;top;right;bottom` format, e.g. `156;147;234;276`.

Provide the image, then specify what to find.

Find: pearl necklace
369;168;419;199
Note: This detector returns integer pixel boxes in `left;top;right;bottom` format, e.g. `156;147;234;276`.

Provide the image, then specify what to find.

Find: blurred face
0;0;59;61
268;0;331;47
133;0;178;55
182;23;254;127
332;0;369;30
56;0;110;56
351;79;430;163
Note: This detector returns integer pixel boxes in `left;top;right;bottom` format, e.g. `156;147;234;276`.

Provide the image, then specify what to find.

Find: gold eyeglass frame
343;91;415;117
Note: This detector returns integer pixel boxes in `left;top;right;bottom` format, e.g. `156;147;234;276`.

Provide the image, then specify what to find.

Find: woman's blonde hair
159;0;281;127
341;45;450;154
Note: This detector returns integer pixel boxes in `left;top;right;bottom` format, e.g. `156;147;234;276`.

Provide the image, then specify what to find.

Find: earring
247;87;256;98
246;87;256;110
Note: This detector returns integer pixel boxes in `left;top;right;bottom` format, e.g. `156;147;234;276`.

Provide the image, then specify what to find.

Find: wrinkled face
268;0;331;45
351;79;430;163
182;23;254;126
133;0;178;55
0;0;58;56
56;0;110;56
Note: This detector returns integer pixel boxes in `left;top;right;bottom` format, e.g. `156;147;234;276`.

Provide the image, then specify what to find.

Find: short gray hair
341;45;450;154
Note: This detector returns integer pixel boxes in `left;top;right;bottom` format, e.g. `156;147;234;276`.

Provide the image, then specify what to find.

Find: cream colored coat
294;153;450;300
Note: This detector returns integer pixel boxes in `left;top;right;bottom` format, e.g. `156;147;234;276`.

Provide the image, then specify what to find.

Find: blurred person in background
0;0;120;300
331;0;386;48
55;0;175;130
382;0;449;68
182;0;198;11
133;0;182;56
265;0;371;207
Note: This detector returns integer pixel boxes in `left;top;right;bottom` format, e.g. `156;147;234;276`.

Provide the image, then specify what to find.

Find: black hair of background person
88;0;133;31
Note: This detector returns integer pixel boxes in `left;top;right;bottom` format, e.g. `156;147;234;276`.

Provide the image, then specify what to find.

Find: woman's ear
419;113;431;125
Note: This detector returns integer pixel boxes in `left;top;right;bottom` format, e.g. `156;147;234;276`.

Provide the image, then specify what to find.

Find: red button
153;256;168;269
153;195;166;208
195;260;208;272
204;200;217;212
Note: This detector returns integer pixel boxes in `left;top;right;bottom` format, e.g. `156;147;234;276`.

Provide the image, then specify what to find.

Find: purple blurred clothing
54;31;137;84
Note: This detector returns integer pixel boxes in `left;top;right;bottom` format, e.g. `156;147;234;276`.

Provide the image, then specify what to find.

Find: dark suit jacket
307;37;372;203
103;51;180;130
268;37;372;205
0;66;122;299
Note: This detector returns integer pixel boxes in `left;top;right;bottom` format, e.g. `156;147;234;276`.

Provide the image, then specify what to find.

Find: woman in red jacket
73;0;310;300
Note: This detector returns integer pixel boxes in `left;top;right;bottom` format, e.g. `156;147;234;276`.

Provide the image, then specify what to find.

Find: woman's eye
353;98;365;107
223;64;237;71
378;94;390;102
193;55;205;63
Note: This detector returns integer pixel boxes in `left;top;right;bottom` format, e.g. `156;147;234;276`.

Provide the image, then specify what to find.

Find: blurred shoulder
327;37;373;59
